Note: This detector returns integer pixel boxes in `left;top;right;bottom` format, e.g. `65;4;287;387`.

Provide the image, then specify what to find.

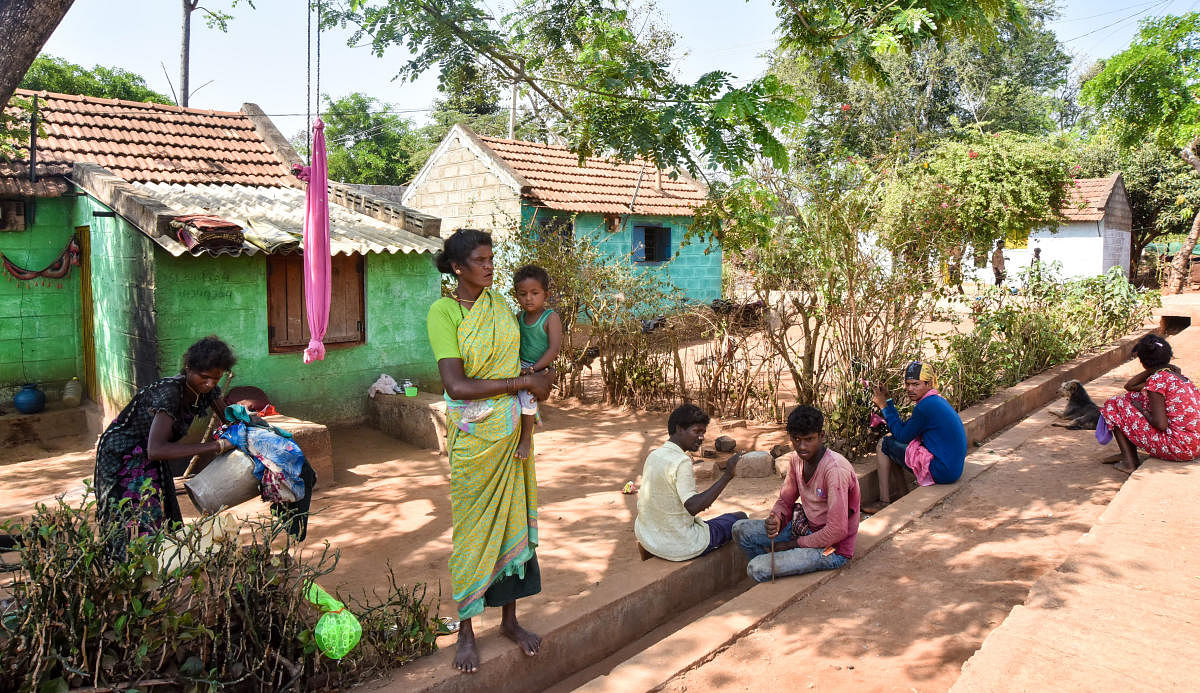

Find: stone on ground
735;451;774;477
714;435;736;453
770;443;791;459
773;455;790;478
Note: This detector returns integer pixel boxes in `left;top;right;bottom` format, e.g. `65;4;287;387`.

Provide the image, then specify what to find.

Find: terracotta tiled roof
3;89;292;186
0;161;70;196
1062;175;1119;222
474;133;707;216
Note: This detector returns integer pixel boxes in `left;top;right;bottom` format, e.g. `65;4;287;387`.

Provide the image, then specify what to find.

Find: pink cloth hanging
300;118;330;364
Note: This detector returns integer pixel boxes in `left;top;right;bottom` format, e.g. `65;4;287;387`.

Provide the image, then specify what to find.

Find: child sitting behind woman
514;265;563;459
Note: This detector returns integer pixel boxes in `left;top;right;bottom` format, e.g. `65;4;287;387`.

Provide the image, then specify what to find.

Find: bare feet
861;501;890;515
1098;451;1125;464
500;620;542;656
1113;459;1140;475
453;622;479;673
515;439;531;460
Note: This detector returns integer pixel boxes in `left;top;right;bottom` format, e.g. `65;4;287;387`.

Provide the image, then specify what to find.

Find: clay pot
13;383;46;414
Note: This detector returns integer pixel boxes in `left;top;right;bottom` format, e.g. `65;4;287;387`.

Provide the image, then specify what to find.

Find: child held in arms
514;265;563;459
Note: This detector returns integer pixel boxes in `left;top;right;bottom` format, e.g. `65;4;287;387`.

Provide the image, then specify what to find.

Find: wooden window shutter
267;253;365;352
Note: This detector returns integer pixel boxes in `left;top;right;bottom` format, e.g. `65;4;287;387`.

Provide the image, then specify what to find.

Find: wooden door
77;226;98;402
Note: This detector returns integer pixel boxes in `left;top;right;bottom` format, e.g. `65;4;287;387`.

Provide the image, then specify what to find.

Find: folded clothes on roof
171;213;245;251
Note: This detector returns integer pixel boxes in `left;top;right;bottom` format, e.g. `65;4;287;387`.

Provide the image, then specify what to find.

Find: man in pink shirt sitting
733;405;861;582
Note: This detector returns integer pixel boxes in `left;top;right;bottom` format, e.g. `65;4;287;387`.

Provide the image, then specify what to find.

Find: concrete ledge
367;392;448;454
0;403;89;452
377;544;750;693
265;415;333;486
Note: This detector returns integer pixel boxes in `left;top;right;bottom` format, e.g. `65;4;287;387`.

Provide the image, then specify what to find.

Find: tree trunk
180;0;196;106
1166;139;1200;294
0;0;75;108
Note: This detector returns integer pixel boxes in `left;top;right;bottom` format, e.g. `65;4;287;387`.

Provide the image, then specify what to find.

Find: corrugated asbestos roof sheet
135;183;442;257
0;161;71;196
5;89;292;186
474;134;708;216
1062;175;1119;222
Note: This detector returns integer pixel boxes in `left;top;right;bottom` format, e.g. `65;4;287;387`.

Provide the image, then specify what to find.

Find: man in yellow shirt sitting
634;404;746;561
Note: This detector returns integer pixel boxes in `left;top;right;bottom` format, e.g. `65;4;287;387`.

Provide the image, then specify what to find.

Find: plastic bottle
62;377;83;407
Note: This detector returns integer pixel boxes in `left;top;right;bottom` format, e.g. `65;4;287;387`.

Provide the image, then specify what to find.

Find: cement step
0;401;89;453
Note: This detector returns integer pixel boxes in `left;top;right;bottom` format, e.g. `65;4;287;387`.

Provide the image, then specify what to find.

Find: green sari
441;288;539;620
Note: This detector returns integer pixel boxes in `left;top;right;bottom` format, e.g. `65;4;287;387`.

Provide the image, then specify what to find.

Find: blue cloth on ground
881;394;967;484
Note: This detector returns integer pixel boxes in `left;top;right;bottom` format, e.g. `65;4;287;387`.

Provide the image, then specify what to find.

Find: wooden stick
770;535;776;582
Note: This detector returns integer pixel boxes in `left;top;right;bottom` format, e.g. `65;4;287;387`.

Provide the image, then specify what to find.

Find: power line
1061;0;1173;43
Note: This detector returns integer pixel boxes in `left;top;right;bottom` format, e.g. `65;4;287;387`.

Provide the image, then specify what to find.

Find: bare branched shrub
0;490;441;692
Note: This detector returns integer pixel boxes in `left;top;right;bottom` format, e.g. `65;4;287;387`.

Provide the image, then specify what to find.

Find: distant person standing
991;239;1007;286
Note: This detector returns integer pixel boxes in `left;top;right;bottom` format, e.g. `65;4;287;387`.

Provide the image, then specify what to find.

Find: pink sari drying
301;118;330;363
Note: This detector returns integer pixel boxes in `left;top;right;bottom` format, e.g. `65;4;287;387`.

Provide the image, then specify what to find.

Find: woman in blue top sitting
865;361;967;513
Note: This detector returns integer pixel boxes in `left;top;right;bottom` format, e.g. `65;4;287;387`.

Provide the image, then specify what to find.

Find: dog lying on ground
1052;379;1101;430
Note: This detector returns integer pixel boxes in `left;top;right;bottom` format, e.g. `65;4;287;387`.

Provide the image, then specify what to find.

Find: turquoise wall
154;249;440;424
522;206;723;303
0;196;82;402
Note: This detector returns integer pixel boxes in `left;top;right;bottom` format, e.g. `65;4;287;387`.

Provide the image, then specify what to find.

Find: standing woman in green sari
426;229;554;673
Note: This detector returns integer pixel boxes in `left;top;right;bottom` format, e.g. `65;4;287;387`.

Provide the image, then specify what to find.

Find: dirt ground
659;364;1141;693
0;401;791;633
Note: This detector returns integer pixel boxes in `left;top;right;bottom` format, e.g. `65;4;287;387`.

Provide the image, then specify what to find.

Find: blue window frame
632;225;671;263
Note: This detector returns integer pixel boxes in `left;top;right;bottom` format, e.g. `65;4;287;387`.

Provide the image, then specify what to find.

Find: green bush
938;265;1158;410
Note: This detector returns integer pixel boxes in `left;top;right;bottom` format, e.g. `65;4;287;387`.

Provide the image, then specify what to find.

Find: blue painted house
401;124;722;302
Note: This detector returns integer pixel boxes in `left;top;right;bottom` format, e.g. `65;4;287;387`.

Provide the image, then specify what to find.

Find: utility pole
509;80;517;139
180;0;199;106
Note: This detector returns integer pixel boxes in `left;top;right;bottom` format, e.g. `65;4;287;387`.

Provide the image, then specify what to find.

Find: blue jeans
732;518;849;583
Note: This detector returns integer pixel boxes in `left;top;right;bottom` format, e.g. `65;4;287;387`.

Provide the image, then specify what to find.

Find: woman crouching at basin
94;336;235;555
426;229;554;673
1101;334;1200;474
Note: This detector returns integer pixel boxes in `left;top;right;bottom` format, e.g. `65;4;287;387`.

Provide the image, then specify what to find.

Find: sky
35;0;1200;138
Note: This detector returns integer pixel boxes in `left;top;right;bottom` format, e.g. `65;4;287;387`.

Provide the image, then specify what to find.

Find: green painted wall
72;196;159;417
0;196;82;402
522;206;723;303
154;250;440;424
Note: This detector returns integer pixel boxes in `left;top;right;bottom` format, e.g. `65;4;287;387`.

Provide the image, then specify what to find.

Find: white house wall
964;221;1124;283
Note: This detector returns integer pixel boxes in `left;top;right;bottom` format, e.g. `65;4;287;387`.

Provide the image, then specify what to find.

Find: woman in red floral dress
1101;334;1200;474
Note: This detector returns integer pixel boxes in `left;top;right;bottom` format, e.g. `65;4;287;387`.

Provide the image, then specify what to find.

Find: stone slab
367;391;448;454
264;414;333;486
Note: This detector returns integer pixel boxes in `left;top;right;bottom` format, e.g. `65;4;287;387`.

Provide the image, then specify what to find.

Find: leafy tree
1081;12;1200;292
316;93;426;185
1075;138;1200;265
20;55;172;104
776;0;1069;160
878;130;1073;271
325;0;1020;175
